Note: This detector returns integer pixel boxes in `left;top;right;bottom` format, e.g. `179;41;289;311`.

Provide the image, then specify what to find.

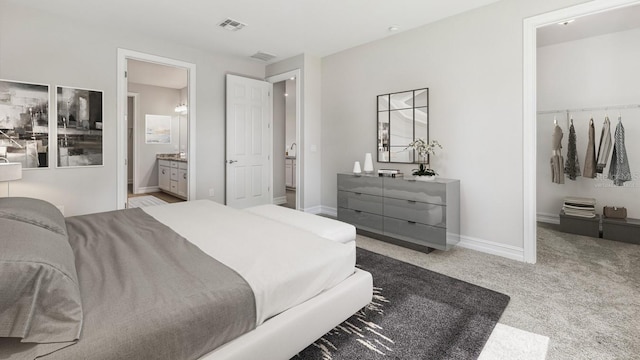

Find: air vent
250;51;277;62
219;18;247;31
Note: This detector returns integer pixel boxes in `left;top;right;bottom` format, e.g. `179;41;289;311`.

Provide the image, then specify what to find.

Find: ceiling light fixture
174;104;187;113
558;19;575;26
290;77;295;80
388;25;399;32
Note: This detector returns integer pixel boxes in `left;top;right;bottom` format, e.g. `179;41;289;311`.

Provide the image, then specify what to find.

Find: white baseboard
273;196;287;205
319;206;337;218
457;235;524;262
537;212;560;224
136;186;160;194
303;205;323;215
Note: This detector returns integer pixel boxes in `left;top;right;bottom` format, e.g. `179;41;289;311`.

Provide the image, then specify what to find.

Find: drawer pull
354;210;362;213
354;192;362;195
407;200;416;204
407;221;416;224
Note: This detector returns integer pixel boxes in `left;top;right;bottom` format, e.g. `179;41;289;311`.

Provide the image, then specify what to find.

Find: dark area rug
295;248;510;360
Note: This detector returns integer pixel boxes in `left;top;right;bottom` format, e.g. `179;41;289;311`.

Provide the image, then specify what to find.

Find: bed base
201;269;373;360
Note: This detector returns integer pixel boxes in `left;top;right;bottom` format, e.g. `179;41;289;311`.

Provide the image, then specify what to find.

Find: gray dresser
337;173;460;251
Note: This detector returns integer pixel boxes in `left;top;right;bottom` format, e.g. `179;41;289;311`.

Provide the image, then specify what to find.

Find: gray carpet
295;248;510;359
356;224;640;359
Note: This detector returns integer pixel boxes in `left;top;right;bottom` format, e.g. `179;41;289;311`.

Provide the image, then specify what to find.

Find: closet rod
537;104;640;115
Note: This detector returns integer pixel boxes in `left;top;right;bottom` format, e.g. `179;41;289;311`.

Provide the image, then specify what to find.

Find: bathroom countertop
157;154;188;162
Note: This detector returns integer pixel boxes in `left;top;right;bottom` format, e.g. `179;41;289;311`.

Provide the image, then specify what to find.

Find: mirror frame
377;87;429;164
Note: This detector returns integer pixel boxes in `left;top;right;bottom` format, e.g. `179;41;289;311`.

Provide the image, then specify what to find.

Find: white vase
415;175;436;182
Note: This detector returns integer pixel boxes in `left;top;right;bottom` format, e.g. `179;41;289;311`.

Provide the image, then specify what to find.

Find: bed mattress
143;200;356;325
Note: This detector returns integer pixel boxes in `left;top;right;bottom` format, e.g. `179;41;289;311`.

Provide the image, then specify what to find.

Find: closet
536;15;640;242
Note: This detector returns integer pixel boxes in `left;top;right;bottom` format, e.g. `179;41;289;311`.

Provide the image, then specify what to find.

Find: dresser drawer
337;174;383;196
384;177;446;205
338;190;383;215
338;208;384;233
383;217;446;250
383;197;446;228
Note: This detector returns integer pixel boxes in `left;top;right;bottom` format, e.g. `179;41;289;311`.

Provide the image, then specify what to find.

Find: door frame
522;0;640;263
266;69;301;210
116;48;197;209
127;92;139;194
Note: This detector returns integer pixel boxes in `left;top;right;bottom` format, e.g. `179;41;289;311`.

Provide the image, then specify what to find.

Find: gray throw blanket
596;117;612;173
2;208;256;360
564;121;580;180
583;119;596;178
608;119;632;186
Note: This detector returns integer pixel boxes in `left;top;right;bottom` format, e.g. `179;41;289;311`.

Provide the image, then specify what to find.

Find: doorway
116;49;197;209
268;69;301;210
523;0;640;263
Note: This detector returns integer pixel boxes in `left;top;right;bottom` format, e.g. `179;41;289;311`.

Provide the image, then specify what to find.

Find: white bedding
143;200;356;325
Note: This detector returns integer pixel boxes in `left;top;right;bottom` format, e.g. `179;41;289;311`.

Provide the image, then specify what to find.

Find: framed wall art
0;79;50;168
56;86;103;167
145;114;172;144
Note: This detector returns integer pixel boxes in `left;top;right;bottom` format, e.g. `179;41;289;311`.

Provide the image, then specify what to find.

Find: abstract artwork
0;79;50;168
145;114;172;144
57;86;103;167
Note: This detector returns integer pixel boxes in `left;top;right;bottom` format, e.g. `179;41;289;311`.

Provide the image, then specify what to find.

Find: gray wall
0;1;264;215
128;82;180;189
320;0;590;248
273;81;286;199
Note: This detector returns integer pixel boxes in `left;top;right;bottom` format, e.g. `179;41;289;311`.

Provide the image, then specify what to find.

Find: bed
0;198;373;360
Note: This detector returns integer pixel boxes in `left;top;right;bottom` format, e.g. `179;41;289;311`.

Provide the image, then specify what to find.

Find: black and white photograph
0;79;50;168
57;86;103;167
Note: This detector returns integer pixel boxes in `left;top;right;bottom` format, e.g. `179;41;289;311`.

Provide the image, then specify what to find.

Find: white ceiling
537;4;640;47
127;59;188;89
8;0;500;63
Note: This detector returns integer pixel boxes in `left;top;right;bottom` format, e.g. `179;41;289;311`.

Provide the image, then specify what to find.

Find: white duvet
143;200;356;325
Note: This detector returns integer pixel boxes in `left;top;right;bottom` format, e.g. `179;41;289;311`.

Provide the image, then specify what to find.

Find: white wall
537;28;640;220
128;83;180;190
285;79;297;150
320;0;590;250
0;2;264;215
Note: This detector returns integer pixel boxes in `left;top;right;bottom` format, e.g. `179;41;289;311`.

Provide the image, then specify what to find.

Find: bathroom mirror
377;88;429;163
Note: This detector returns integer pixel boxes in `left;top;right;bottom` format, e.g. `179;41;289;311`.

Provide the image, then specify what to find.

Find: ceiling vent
218;18;247;31
250;51;277;62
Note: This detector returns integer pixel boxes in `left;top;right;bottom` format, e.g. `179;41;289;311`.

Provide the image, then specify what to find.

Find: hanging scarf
550;125;564;184
583;119;596;178
564;121;580;180
595;117;612;173
608;119;632;186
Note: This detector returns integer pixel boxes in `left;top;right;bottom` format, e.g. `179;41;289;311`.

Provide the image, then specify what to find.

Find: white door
226;74;272;208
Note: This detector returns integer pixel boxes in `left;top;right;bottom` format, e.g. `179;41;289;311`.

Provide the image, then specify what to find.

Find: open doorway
116;49;197;210
523;0;640;263
268;70;301;210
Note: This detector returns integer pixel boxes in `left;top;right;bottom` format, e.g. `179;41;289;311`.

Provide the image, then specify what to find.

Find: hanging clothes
564;119;580;180
583;118;597;178
551;124;564;184
595;116;612;173
608;118;632;186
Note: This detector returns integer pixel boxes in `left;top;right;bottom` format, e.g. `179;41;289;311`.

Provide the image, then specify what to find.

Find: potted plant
406;138;442;181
